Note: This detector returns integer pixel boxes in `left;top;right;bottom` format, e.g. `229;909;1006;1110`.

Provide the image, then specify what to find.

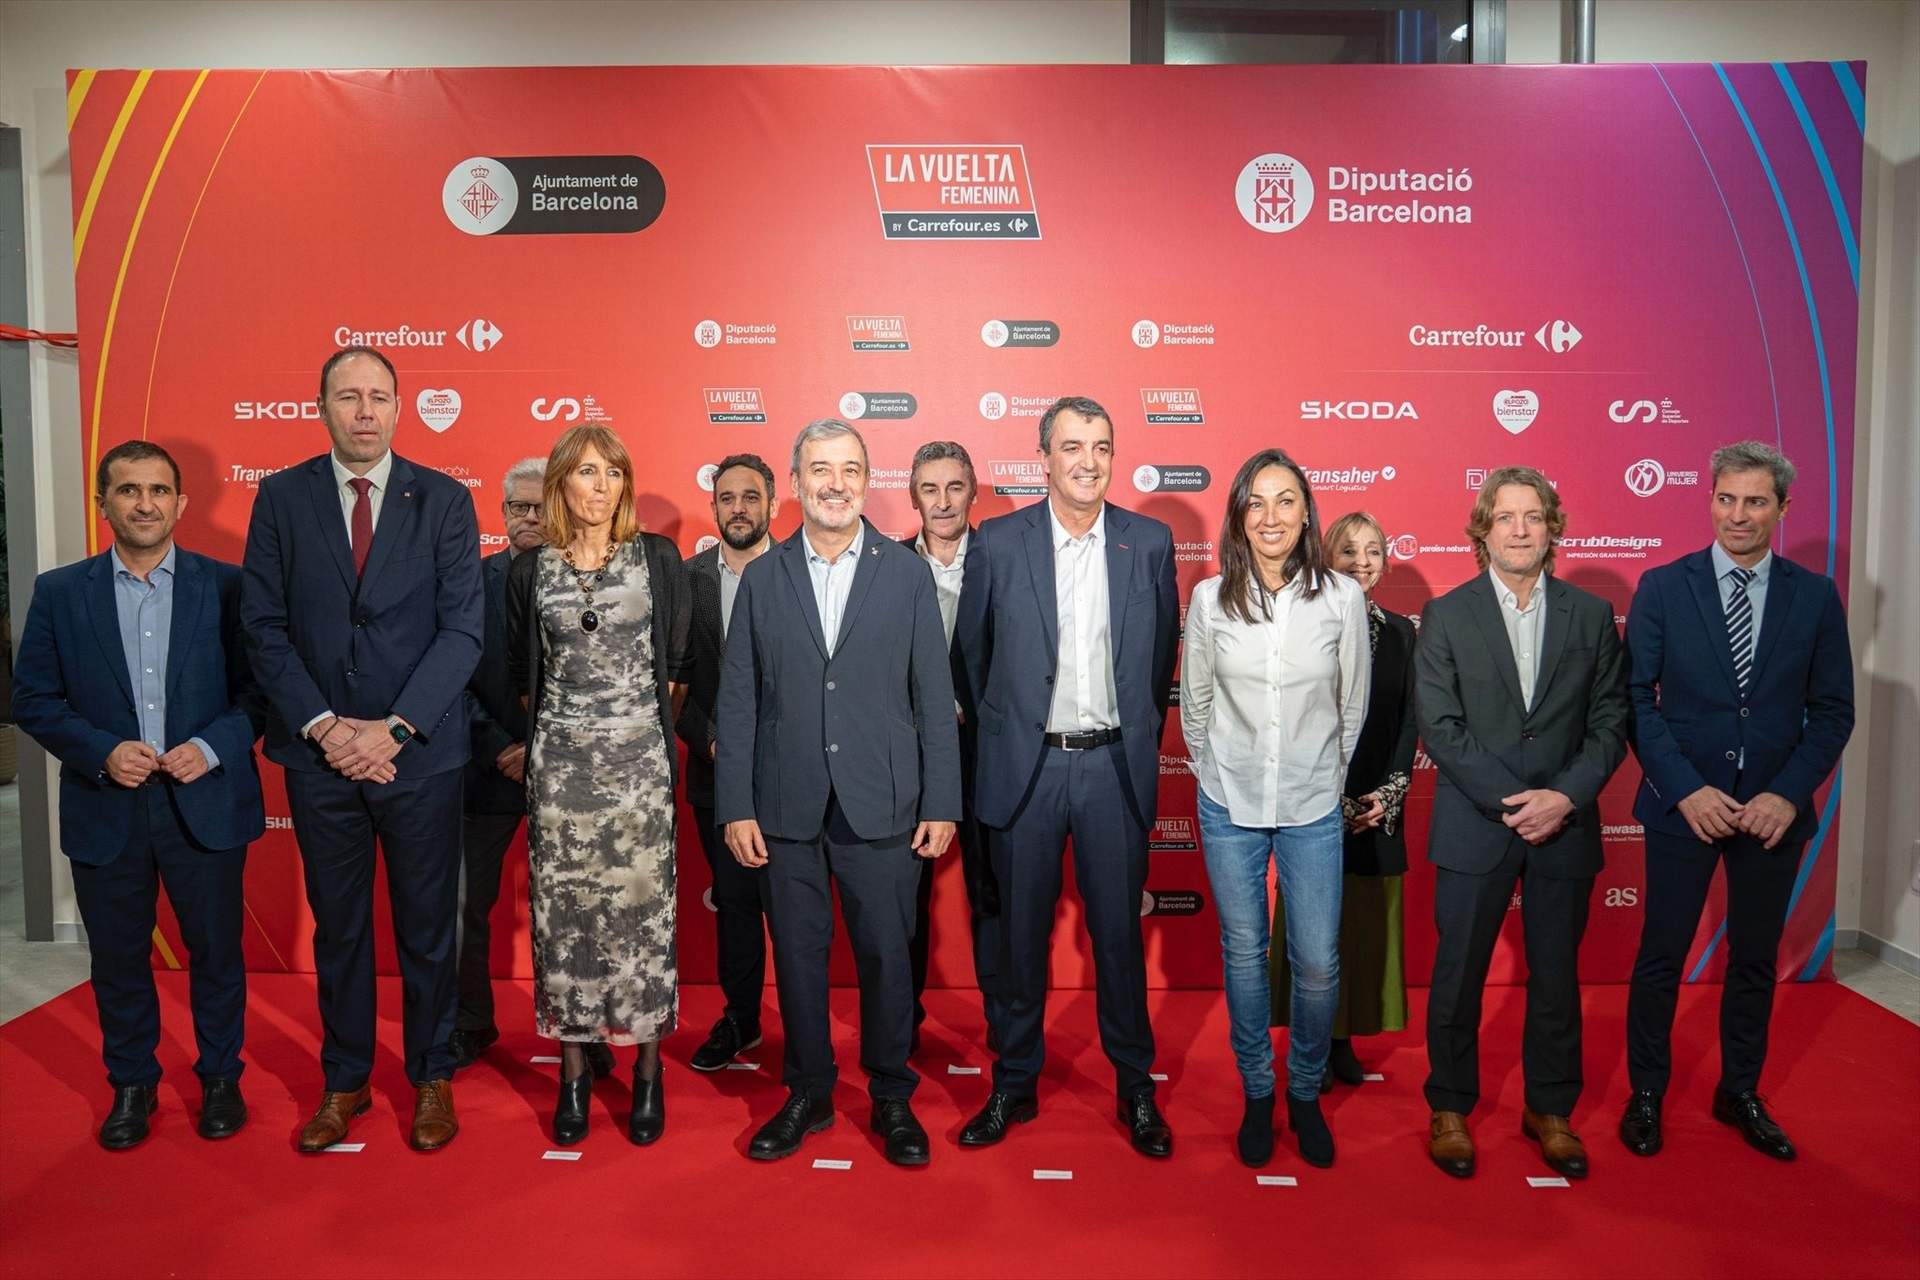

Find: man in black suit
678;452;779;1073
716;419;960;1166
900;440;1001;1053
13;441;265;1149
1415;466;1628;1180
1619;441;1853;1161
952;397;1181;1158
240;346;483;1153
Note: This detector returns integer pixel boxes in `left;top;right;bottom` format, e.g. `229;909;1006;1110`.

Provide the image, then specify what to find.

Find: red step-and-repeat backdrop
64;63;1862;987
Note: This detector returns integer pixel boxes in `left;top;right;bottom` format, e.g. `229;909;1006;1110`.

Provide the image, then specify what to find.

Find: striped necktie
1725;565;1756;694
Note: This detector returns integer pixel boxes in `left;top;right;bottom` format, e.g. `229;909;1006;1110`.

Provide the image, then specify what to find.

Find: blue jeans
1198;790;1343;1100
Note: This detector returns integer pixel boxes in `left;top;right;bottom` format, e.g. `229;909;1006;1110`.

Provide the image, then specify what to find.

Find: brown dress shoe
1429;1110;1475;1178
410;1080;458;1151
1522;1107;1589;1179
297;1085;373;1153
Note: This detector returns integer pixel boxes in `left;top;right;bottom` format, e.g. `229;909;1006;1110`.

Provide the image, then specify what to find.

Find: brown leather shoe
1522;1107;1589;1179
1429;1110;1475;1178
296;1085;372;1153
410;1080;458;1151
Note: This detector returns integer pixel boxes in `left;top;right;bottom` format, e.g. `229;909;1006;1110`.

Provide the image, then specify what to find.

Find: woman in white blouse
1182;448;1368;1170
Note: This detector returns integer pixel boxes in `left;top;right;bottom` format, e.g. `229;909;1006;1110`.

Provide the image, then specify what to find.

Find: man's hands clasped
106;740;214;787
310;716;401;784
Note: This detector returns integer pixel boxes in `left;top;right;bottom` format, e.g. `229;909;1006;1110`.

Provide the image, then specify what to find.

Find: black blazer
463;549;531;816
674;543;726;811
505;534;693;790
714;519;961;842
1343;606;1418;876
1415;573;1629;879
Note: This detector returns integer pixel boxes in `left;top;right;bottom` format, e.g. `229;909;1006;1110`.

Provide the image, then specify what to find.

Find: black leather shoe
585;1041;616;1080
448;1026;498;1071
689;1016;761;1073
553;1073;591;1146
1620;1090;1663;1156
958;1091;1038;1147
748;1091;834;1160
629;1065;665;1146
1287;1093;1335;1168
1713;1089;1795;1160
871;1098;930;1166
198;1077;247;1140
1236;1093;1275;1168
1118;1094;1173;1158
99;1084;158;1150
1327;1038;1366;1086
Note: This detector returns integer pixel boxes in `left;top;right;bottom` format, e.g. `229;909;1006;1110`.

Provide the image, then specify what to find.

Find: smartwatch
385;715;413;746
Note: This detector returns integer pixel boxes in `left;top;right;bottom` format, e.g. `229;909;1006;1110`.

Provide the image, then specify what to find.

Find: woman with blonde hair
507;424;690;1146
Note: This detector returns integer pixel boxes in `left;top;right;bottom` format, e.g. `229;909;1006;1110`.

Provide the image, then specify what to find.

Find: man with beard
716;419;960;1166
677;452;780;1072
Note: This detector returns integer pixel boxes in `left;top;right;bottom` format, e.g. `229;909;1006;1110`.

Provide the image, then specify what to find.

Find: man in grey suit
716;419;961;1167
1415;466;1629;1181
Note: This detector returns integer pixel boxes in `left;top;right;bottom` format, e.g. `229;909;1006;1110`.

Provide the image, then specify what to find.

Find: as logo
1604;887;1640;908
1533;320;1582;353
454;318;502;352
1624;458;1667;497
1236;153;1315;233
1609;399;1657;423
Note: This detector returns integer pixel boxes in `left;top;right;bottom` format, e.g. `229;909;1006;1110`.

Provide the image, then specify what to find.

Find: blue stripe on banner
1686;917;1729;984
1713;63;1839;579
1772;63;1860;289
1652;66;1782;449
1798;912;1837;981
1830;61;1866;133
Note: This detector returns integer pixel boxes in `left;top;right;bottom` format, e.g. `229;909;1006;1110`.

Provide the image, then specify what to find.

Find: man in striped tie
1619;441;1854;1163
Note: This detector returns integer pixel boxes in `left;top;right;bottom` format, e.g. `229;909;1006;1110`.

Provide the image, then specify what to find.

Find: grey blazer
714;519;961;843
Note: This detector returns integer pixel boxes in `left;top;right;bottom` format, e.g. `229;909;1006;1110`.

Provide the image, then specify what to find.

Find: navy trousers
693;805;771;1032
285;767;463;1089
69;786;248;1089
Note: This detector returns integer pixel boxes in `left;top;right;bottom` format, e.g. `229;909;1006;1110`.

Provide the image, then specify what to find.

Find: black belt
1042;727;1121;751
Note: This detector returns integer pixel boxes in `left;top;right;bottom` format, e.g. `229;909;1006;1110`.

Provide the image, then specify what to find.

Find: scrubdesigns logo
1236;152;1316;233
445;157;518;234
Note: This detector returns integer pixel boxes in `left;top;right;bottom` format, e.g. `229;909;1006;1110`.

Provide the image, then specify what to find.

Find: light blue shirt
1711;540;1771;645
1489;565;1548;713
803;521;865;657
110;544;218;769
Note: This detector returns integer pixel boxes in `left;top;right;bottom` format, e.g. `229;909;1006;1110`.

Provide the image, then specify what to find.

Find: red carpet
2;977;1915;1279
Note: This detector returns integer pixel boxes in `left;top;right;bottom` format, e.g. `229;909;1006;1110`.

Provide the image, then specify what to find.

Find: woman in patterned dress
507;424;691;1146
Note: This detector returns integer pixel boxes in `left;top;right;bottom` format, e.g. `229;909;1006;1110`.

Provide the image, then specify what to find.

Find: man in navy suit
1620;441;1853;1162
13;441;265;1149
716;419;960;1166
952;396;1181;1157
240;346;482;1152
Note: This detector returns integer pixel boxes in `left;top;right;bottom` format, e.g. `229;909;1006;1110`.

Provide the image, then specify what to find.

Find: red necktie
348;477;373;577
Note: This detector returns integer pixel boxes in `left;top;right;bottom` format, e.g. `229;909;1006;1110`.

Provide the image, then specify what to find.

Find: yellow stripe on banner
84;71;207;557
72;68;153;269
151;927;182;970
67;69;98;130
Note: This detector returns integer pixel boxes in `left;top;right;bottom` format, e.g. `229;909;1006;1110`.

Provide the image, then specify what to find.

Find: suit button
1034;721;1045;731
1523;731;1535;741
1044;675;1054;685
1739;707;1750;718
829;743;839;753
1724;750;1737;761
826;681;836;691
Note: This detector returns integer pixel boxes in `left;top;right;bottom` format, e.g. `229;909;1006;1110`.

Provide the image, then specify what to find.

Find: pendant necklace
561;538;614;633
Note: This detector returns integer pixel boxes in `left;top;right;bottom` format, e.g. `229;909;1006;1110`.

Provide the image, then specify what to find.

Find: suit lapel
1023;503;1060;666
165;550;207;708
357;455;417;593
1750;556;1796;682
304;455;359;592
778;531;830;660
84;553;136;711
1686;550;1742;695
831;520;886;655
1104;504;1131;661
1528;578;1575;715
1463;576;1528;713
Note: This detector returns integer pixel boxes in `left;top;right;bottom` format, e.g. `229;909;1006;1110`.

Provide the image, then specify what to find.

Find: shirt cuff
187;737;220;771
299;710;335;739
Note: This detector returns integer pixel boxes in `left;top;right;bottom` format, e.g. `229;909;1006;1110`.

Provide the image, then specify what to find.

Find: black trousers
285;767;463;1089
69;787;247;1089
910;808;1004;1032
991;743;1154;1100
455;809;523;1034
1626;828;1801;1096
692;805;771;1031
763;792;922;1101
1425;840;1593;1117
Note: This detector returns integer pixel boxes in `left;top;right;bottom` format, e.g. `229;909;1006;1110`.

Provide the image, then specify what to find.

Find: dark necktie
1725;565;1756;694
349;477;374;577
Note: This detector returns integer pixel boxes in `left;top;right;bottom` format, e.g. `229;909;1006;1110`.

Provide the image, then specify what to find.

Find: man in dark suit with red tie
240;346;483;1152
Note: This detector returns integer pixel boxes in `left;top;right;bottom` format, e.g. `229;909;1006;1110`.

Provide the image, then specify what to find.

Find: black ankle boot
629;1062;665;1146
1287;1093;1335;1168
1237;1093;1276;1168
554;1072;591;1146
1328;1038;1365;1086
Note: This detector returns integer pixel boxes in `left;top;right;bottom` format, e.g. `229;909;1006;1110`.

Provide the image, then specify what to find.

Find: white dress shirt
803;521;865;657
1046;502;1119;733
717;550;754;642
1490;564;1548;712
913;528;969;646
330;449;393;541
1181;570;1370;828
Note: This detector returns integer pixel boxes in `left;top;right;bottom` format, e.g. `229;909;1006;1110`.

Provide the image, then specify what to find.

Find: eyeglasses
505;501;544;518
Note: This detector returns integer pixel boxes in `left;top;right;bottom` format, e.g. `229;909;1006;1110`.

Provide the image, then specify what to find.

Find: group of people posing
15;345;1852;1180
